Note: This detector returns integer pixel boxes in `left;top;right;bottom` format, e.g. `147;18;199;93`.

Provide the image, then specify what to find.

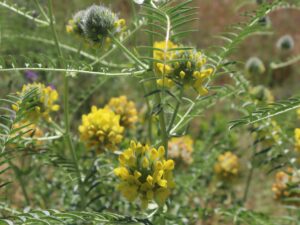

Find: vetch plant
0;0;300;224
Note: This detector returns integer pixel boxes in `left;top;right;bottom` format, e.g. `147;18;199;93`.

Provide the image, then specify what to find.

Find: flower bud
276;34;294;51
245;57;265;76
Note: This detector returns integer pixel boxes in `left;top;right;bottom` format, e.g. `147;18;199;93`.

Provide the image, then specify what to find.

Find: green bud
245;57;266;76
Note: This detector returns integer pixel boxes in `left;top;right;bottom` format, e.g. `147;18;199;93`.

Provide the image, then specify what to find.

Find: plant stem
109;33;148;70
242;157;255;204
7;160;30;205
47;0;85;209
167;87;184;134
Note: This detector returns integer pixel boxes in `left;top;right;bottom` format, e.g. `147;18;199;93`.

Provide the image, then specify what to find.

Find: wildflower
250;85;274;104
114;141;175;209
24;70;38;82
153;41;213;95
252;120;282;148
13;83;60;122
78;106;124;153
105;96;138;128
12;121;44;146
276;35;294;51
294;128;300;152
272;168;300;203
168;136;194;165
83;5;126;44
245;57;265;76
214;151;239;178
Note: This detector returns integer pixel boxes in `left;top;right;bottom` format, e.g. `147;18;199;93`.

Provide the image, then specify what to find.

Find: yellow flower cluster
272;168;300;203
12;122;44;146
105;96;138;128
168;136;194;165
253;120;282;148
13;83;59;122
214;151;239;178
294;128;300;152
153;40;213;95
78;106;124;152
114;141;175;209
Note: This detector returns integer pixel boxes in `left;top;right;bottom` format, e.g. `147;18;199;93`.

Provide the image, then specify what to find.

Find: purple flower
25;70;38;82
49;84;56;90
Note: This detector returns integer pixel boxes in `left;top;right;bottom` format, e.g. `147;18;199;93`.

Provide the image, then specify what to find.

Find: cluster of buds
153;40;213;95
214;151;239;178
168;136;194;165
272;168;300;204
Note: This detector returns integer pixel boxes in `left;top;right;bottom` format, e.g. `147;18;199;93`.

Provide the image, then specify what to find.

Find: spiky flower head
214;151;239;178
276;35;294;51
83;5;125;44
13;83;59;122
78;106;124;153
153;41;213;95
114;141;175;209
105;96;138;128
168;136;194;165
294;128;300;153
245;57;266;76
66;10;86;35
272;168;300;204
250;85;274;104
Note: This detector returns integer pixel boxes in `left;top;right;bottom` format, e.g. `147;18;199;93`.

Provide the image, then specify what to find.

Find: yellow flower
294;128;300;152
78;106;124;153
13;83;60;122
214;151;239;178
153;40;178;63
105;96;138;128
272;168;300;204
114;141;175;209
11;121;44;147
153;41;213;95
168;136;194;165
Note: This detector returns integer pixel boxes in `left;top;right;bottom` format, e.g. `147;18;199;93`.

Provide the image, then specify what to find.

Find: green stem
7;160;30;205
242;164;254;204
33;0;50;22
47;0;85;209
167;87;184;134
109;33;148;70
